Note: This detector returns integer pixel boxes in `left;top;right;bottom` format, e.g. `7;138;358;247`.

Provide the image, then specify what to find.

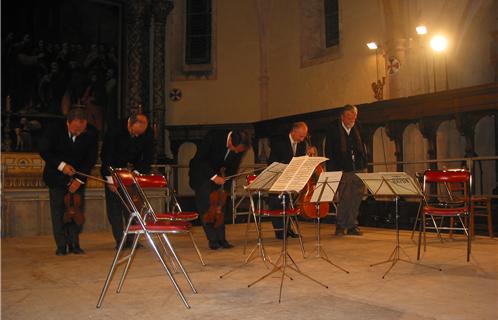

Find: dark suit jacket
268;134;307;164
39;121;98;188
189;130;246;191
100;119;155;178
325;119;366;172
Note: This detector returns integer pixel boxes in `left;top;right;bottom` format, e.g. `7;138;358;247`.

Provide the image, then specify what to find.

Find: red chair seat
156;212;199;221
423;206;468;216
129;220;191;232
256;208;300;216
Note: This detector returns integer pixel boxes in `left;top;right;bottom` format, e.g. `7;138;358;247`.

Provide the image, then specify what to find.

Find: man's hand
62;164;76;176
213;176;225;185
106;183;118;193
68;179;81;193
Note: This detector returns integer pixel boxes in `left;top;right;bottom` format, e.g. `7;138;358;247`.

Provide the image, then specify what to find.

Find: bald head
290;122;308;143
128;114;148;137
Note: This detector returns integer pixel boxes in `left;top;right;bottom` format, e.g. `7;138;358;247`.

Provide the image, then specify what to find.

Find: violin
63;181;85;225
204;167;227;228
298;138;330;219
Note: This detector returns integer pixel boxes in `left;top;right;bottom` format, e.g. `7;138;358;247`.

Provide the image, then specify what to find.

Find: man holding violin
189;129;251;250
39;107;98;256
100;113;154;250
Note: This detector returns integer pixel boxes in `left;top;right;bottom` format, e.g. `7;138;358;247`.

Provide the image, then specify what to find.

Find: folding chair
96;168;197;309
417;169;472;262
134;173;205;265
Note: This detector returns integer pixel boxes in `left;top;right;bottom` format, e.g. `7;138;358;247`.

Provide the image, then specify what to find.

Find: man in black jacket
39;108;98;255
100;113;154;249
267;122;308;239
189;129;250;250
325;104;366;236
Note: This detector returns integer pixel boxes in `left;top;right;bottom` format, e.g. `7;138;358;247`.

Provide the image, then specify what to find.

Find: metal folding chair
96;168;197;309
417;169;472;261
134;172;205;265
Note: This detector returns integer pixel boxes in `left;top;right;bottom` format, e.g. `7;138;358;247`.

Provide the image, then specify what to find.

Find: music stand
220;189;275;278
246;156;330;302
308;171;349;273
356;172;442;278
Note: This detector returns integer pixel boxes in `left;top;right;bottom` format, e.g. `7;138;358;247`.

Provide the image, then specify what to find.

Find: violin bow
74;171;112;184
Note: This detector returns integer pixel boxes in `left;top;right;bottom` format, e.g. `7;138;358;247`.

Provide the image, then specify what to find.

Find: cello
298;139;330;219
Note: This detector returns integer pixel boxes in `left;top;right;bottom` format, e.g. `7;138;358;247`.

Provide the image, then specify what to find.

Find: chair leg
188;231;206;266
486;200;494;238
96;234;128;308
290;216;306;258
145;233;191;309
116;233;140;293
161;234;198;294
470;205;476;239
157;234;179;272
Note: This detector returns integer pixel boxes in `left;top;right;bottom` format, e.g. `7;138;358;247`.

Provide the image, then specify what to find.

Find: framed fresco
1;0;123;152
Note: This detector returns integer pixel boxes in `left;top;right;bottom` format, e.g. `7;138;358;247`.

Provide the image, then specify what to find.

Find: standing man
189;129;251;250
39;108;98;255
101;113;154;249
325;104;367;236
267;122;308;239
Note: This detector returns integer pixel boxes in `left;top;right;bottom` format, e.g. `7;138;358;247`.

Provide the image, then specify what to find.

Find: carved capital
151;0;174;23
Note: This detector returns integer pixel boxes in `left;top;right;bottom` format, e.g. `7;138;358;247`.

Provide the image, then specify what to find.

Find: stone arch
373;126;396;172
474;115;496;194
177;142;196;196
436;119;466;169
403;123;429;178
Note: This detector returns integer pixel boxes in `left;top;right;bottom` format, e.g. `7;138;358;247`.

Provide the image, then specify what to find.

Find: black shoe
56;247;67;256
209;241;221;250
219;240;234;249
347;227;363;236
287;230;299;238
70;245;85;254
335;227;345;236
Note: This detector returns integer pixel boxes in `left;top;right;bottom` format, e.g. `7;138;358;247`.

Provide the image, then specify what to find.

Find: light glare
366;42;378;50
430;35;448;52
416;25;427;35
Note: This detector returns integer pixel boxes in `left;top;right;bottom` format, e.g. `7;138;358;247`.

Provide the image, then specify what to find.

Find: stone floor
2;222;497;320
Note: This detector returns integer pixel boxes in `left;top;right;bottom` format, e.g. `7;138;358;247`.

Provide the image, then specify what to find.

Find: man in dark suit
39;108;98;255
189;129;251;250
325;104;367;236
267;122;308;239
101;113;155;249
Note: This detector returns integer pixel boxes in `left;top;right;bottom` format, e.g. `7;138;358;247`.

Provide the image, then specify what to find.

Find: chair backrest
423;169;471;207
135;174;167;188
246;174;257;186
110;167;153;223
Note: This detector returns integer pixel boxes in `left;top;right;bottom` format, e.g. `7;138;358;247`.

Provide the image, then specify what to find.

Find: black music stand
245;156;330;302
247;191;328;303
356;172;442;278
219;189;274;278
308;171;349;273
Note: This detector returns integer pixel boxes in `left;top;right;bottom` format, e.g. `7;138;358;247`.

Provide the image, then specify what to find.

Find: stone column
256;0;271;120
385;121;409;172
125;0;150;115
419;118;441;171
151;0;174;162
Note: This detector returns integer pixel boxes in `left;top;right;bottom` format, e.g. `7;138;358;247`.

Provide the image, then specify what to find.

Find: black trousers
104;187;133;247
267;194;294;238
48;186;85;249
194;181;227;244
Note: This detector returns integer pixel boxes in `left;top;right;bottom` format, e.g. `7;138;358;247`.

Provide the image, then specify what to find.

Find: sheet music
382;172;422;196
356;172;422;197
310;171;342;203
269;156;328;192
355;172;392;195
245;162;287;191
